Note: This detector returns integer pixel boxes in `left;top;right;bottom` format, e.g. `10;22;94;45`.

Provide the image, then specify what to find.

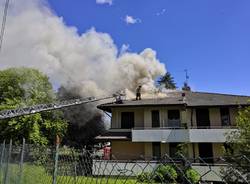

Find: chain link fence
0;140;249;184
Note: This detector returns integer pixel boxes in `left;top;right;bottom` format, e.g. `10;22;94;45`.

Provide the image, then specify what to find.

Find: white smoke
0;0;166;99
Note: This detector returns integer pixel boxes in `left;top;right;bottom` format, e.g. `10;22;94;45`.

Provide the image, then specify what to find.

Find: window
168;110;180;127
152;110;160;127
169;143;179;158
196;108;210;128
152;142;161;160
121;112;134;129
220;108;231;126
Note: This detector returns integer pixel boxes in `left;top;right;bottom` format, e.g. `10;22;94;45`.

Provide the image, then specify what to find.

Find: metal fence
0;140;249;184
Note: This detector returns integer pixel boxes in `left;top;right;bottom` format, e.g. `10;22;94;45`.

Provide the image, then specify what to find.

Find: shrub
185;168;201;184
154;164;178;183
137;172;153;183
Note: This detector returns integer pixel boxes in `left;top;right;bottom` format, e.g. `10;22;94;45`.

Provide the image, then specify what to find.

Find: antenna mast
182;69;191;91
184;69;189;84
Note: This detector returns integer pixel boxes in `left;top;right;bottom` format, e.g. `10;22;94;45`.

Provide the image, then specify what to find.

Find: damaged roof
97;91;250;112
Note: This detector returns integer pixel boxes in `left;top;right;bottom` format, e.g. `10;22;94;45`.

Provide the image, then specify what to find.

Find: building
96;91;250;162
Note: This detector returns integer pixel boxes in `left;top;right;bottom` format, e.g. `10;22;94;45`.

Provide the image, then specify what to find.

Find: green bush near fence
136;172;153;183
136;164;201;184
136;164;178;183
154;164;178;183
185;168;201;184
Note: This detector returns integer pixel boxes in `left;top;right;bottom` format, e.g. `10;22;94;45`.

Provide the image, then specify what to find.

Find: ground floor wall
111;141;224;161
111;141;145;160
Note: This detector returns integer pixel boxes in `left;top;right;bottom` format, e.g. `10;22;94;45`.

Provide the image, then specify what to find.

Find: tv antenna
182;69;191;91
184;69;189;84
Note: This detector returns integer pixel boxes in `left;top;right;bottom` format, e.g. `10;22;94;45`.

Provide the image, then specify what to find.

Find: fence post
18;138;25;184
3;139;12;184
0;140;6;182
52;136;60;184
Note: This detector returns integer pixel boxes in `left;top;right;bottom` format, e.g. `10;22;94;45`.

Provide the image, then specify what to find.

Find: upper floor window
121;112;134;129
168;110;180;127
220;108;231;126
196;108;210;128
152;110;160;127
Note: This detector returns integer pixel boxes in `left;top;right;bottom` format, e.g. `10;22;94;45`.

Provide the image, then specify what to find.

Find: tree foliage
224;105;250;181
0;67;67;145
157;72;177;89
228;106;250;155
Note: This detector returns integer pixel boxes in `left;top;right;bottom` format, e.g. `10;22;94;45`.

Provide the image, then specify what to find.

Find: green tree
158;72;177;89
224;105;250;182
0;67;67;145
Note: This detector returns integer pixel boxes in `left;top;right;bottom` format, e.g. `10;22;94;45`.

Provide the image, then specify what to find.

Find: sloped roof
97;91;250;112
185;91;250;106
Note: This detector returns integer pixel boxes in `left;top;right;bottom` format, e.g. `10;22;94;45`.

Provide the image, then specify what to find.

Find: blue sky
47;0;250;95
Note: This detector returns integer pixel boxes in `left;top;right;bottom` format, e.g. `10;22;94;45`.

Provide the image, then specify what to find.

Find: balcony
95;129;132;141
132;126;237;143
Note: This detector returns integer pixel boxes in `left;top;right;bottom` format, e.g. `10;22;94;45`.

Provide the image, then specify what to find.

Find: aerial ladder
0;92;125;120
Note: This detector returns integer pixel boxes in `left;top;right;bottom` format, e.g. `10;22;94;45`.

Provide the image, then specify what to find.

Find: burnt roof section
97;91;250;112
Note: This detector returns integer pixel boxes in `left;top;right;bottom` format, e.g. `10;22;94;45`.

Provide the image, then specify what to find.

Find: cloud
96;0;113;5
124;15;141;25
1;0;166;99
119;44;130;55
156;8;166;16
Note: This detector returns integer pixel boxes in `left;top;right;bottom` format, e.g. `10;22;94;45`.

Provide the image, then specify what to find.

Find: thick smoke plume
57;86;106;147
0;0;167;145
0;0;166;99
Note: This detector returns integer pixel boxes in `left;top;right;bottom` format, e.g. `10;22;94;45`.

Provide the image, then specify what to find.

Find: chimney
182;92;186;102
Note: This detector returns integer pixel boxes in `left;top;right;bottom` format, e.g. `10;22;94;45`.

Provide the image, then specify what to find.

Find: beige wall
181;107;239;127
112;141;224;160
111;107;144;128
212;143;224;158
111;106;239;129
112;106;185;128
144;142;152;158
111;141;144;160
209;108;221;127
160;143;168;157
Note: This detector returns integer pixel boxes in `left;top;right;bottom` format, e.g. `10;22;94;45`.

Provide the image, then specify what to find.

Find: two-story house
96;91;250;162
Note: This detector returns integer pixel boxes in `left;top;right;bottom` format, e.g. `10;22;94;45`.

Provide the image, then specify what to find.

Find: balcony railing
132;125;237;130
131;125;238;143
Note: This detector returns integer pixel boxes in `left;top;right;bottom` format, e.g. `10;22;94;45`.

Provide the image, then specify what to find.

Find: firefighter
136;85;142;100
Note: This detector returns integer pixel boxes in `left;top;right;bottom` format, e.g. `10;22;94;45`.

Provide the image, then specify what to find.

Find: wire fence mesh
0;140;249;184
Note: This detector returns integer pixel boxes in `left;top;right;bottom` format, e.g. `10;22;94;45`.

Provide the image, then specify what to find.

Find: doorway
198;143;213;163
152;110;160;127
196;108;210;128
152;142;161;160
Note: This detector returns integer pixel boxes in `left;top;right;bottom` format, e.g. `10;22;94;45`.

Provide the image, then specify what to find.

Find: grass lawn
0;164;156;184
